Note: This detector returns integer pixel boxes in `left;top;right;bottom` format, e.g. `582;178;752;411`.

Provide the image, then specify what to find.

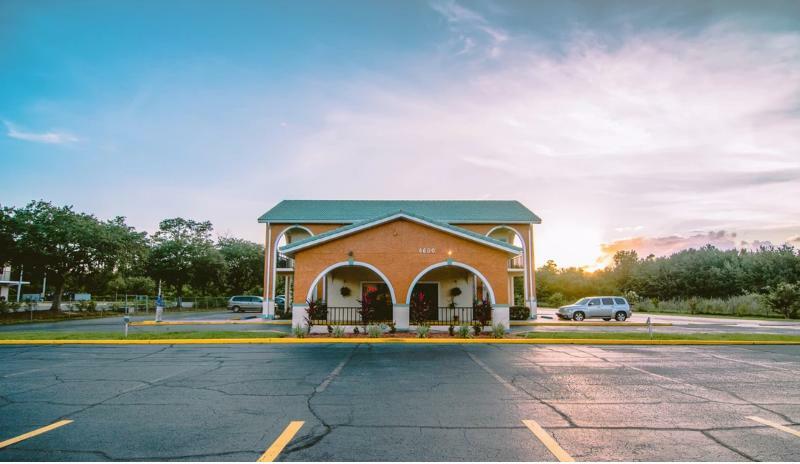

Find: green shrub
472;322;482;336
448;324;455;336
388;322;396;334
510;306;530;320
416;324;431;338
542;292;567;308
635;294;770;318
353;326;360;335
367;324;382;338
491;323;506;338
332;326;345;338
292;325;306;338
457;323;473;339
763;283;800;319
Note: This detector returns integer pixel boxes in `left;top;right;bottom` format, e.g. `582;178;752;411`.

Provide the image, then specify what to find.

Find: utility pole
42;275;47;301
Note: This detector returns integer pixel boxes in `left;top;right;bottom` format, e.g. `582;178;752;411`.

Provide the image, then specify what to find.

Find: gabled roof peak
280;210;523;256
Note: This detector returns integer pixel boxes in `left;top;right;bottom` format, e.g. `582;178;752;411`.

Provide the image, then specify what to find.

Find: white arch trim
486;225;528;304
305;261;397;304
486;225;525;248
405;260;497;305
271;225;314;301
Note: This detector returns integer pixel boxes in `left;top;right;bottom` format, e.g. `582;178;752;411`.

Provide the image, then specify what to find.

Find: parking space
0;343;799;461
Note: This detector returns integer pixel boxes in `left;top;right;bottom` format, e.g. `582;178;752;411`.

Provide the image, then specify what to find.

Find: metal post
647;317;653;339
16;265;23;303
41;275;47;301
123;315;130;338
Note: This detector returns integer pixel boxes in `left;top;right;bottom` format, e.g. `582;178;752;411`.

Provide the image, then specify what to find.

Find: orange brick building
258;200;541;330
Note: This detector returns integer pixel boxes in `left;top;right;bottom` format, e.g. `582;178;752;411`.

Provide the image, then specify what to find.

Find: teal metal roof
280;210;523;255
259;200;541;224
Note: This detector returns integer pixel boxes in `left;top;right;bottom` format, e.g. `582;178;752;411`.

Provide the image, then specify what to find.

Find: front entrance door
361;282;393;321
412;283;438;309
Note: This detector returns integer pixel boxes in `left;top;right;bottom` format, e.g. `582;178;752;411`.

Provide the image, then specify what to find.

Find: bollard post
123;315;130;338
647;316;653;339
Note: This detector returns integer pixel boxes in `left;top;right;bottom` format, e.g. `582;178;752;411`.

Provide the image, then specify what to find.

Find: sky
1;0;799;269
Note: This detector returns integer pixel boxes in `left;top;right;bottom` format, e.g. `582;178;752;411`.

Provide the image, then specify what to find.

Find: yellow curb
130;320;292;326
1;338;798;345
511;321;672;327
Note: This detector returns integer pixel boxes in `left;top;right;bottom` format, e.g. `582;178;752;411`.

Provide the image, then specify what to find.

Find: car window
576;298;589;305
588;298;601;306
614;298;627;305
601;297;614;305
232;297;243;302
253;297;263;303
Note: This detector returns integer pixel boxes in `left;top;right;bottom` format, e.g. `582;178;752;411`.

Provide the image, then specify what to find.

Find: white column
492;304;510;332
393;304;409;331
263;223;271;317
292;303;308;329
527;224;537;319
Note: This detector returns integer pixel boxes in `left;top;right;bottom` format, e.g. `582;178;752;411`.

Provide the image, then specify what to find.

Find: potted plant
449;287;462;308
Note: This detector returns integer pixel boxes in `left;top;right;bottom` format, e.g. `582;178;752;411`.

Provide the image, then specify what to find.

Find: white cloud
279;21;800;267
430;0;508;58
4;121;79;144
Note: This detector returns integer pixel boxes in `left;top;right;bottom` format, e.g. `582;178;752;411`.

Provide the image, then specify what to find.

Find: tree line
0;201;265;310
535;245;800;318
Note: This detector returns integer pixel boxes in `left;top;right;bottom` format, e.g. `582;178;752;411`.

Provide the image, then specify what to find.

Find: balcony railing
310;305;394;326
276;253;294;269
508;255;524;269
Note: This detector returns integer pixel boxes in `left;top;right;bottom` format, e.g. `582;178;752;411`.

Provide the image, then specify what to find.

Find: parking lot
1;343;799;461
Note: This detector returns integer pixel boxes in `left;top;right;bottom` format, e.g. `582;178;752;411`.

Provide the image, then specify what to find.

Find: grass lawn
632;311;795;322
520;331;800;342
0;330;287;340
0;310;122;325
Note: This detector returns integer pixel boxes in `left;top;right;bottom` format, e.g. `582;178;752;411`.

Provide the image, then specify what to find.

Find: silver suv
557;296;632;321
228;295;264;312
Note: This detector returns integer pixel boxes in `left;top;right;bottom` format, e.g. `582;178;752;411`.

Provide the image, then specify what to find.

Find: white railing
508;255;524;269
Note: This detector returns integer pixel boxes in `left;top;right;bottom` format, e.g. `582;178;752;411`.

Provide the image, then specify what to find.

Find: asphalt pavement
1;343;799;461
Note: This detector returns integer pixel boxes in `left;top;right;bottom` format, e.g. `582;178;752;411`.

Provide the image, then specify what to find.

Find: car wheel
572;311;585;321
232;306;241;313
603;318;611;321
615;311;627;322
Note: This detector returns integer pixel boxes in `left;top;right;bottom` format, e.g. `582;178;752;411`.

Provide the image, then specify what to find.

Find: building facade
0;266;29;302
259;200;541;330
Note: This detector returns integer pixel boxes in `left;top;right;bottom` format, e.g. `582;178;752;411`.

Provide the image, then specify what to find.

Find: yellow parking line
0;420;73;449
258;421;304;462
747;416;800;439
522;420;574;462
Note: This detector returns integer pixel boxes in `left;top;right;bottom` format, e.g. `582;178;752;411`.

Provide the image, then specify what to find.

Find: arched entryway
486;225;528;307
406;261;496;325
271;225;313;317
305;261;397;325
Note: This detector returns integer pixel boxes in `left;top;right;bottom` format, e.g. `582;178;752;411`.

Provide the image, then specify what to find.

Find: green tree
148;218;223;302
217;236;264;295
0;201;144;310
763;282;800;319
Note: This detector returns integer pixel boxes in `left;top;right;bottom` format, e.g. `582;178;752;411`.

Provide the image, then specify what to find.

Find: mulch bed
305;332;499;339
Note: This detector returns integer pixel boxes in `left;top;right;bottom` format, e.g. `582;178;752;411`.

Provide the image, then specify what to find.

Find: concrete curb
510;321;672;327
1;338;798;345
